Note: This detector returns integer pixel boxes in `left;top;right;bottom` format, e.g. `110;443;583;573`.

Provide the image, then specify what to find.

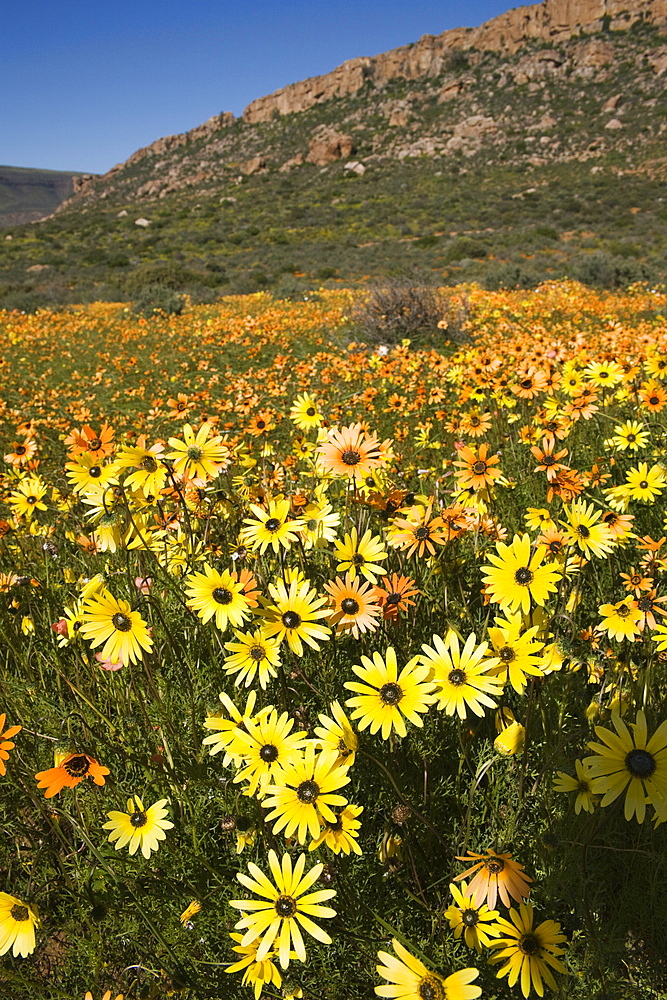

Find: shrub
131;284;185;317
350;279;466;346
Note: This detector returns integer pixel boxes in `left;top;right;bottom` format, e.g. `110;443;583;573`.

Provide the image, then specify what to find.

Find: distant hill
3;0;667;309
0;166;92;229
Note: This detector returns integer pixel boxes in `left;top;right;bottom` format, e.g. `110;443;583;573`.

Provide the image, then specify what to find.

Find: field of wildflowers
1;280;667;999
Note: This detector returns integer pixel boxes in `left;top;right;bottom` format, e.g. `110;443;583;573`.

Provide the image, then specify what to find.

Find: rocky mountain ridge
3;0;667;308
57;0;666;210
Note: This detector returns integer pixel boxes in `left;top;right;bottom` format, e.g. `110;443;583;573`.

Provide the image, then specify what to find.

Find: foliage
0;282;667;999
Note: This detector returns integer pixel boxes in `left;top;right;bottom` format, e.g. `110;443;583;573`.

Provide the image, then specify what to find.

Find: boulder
240;156;267;175
306;131;355;166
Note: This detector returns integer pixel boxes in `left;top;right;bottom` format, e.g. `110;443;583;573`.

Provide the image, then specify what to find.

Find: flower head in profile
225;930;284;999
375;938;481;1000
35;751;110;798
553;759;598;814
313;701;358;767
0;892;40;957
308;803;364;856
103;795;174;858
345;647;435;740
455;849;532;909
489;902;567;998
230;850;337;970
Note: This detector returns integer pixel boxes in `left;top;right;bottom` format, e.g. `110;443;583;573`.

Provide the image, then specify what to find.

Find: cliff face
242;0;667;123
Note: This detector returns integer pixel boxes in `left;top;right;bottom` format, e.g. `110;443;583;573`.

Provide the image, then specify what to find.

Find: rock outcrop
243;0;667;123
306;131;355;166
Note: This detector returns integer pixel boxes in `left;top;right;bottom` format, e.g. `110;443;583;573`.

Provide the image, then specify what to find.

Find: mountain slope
2;0;667;308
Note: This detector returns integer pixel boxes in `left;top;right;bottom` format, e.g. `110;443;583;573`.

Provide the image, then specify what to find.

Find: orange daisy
35;751;110;798
317;423;382;481
0;714;22;776
324;573;381;637
372;573;419;621
453;443;502;492
455;849;533;909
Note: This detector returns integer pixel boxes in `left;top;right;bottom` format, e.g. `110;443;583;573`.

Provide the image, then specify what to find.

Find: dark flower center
26;495;37;504
577;524;591;538
249;644;265;661
418;977;445;1000
542;455;556;466
472;461;488;475
414;526;430;540
625;748;656;779
89;466;101;477
275;894;297;917
112;612;132;632
626;434;636;442
639;480;649;489
341;450;361;465
141;456;158;472
296;779;320;803
448;669;467;686
281;611;302;629
213;588;233;605
256;420;266;429
519;932;541;956
341;597;360;614
130;811;148;827
10;905;29;922
89;438;102;451
616;604;631;618
351;553;365;565
637;596;654;612
385;592;401;606
15;445;26;456
186;446;203;461
484;857;505;874
462;907;479;926
306;407;316;416
64;755;91;777
548;540;563;554
380;682;403;705
650;396;659;405
521;378;533;389
306;519;319;531
499;646;515;662
259;743;279;762
514;567;533;586
265;518;280;532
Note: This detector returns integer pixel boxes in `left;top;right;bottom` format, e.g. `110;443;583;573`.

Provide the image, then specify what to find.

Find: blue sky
2;1;519;174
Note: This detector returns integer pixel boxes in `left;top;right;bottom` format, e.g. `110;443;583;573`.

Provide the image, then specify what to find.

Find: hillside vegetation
2;19;667;309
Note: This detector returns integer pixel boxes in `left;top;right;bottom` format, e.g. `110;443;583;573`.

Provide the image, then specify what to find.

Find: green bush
131;284;185;317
